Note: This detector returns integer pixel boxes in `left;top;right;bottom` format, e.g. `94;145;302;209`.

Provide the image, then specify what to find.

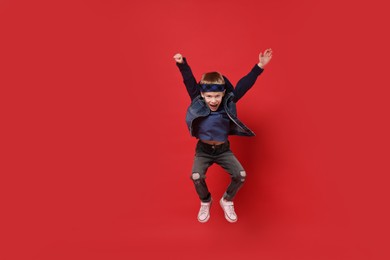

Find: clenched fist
173;53;183;64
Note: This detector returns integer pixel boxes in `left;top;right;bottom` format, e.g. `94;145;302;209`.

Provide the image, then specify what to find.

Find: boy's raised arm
233;49;273;102
173;53;199;100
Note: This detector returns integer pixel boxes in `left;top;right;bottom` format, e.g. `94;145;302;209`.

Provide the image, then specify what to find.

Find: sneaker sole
197;214;210;223
220;199;238;223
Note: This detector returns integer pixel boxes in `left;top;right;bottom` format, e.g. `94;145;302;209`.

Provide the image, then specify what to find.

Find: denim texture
191;141;246;202
186;92;255;137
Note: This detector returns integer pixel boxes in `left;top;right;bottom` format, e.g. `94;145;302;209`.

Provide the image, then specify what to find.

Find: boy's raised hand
258;48;273;68
173;53;184;64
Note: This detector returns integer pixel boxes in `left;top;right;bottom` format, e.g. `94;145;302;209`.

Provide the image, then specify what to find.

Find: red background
1;0;390;259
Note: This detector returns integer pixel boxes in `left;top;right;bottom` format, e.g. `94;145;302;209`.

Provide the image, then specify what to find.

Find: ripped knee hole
192;172;201;180
240;171;246;182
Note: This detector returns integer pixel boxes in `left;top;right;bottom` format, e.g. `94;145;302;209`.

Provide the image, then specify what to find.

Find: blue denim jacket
185;92;255;137
177;58;263;138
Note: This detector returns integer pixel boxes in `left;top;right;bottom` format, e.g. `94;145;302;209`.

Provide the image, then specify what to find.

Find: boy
173;49;272;223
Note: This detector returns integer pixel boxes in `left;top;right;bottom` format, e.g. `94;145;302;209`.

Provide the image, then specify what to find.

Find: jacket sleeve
233;65;264;103
176;58;199;101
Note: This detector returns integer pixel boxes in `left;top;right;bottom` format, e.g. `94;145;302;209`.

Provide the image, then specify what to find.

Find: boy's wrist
177;57;187;66
253;64;264;75
257;63;264;69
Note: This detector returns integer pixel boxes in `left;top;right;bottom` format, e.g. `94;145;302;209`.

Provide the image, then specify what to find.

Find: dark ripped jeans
191;140;246;203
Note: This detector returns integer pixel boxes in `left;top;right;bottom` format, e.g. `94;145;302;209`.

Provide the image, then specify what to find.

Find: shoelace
200;204;210;214
223;202;235;216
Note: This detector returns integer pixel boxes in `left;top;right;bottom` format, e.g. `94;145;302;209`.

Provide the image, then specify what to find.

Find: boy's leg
215;147;245;223
216;150;246;201
191;154;213;203
191;144;214;223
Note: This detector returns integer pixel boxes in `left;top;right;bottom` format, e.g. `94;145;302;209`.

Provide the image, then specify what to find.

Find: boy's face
201;91;225;111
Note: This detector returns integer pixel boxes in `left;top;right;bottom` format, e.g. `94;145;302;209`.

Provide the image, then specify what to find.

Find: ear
222;90;226;96
200;92;205;98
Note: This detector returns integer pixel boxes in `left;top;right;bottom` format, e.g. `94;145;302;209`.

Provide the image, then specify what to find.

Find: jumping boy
173;49;272;223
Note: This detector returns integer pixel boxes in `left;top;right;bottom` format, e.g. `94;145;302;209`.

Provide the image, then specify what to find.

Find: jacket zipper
224;96;247;132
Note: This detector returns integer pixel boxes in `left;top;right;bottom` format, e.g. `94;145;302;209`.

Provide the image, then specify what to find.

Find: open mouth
210;104;218;109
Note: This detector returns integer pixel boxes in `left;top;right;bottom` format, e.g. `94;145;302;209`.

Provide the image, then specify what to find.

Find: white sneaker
197;200;212;223
220;198;237;223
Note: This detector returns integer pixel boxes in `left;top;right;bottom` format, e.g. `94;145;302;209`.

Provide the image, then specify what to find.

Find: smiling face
201;91;225;111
